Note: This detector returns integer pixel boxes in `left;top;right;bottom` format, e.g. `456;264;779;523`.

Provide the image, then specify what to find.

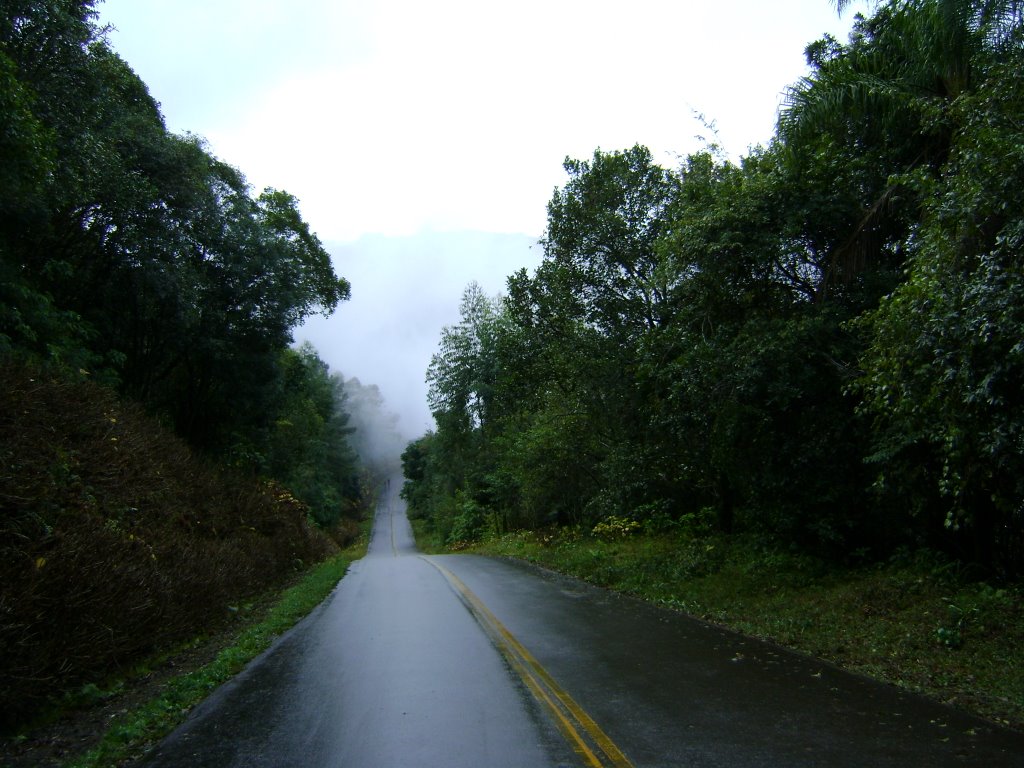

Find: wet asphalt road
141;482;1024;767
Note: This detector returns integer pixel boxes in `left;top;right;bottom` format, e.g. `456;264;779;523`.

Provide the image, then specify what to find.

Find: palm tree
779;0;1022;295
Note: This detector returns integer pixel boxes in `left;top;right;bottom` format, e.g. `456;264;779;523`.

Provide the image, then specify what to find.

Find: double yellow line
389;505;397;557
422;557;634;768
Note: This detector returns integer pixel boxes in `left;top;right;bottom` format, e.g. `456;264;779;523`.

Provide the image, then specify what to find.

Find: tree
426;281;501;431
260;344;360;528
0;1;99;368
787;1;1022;150
781;0;1023;295
406;0;1024;570
854;40;1024;573
0;1;356;498
543;145;677;339
494;147;681;526
646;145;879;544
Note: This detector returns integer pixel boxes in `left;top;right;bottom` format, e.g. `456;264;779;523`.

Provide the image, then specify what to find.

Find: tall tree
781;0;1023;294
426;281;501;431
0;0;351;464
854;35;1024;572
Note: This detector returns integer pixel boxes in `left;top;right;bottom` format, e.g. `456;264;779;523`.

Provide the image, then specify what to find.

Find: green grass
62;532;368;768
458;528;1024;730
409;517;446;554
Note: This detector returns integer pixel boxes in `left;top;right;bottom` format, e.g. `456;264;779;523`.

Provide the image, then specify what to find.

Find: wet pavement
435;555;1024;767
141;481;1024;767
140;481;574;767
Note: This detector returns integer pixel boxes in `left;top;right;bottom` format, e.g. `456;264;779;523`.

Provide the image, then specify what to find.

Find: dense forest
403;0;1024;577
0;0;365;496
0;0;393;727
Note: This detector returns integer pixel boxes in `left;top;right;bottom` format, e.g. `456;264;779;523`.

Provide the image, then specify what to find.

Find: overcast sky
97;0;862;438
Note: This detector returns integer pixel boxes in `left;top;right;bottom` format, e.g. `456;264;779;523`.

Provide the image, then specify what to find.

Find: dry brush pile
0;363;337;731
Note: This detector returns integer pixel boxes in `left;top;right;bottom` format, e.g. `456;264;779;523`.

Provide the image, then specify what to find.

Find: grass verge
457;528;1023;731
57;531;369;768
410;517;445;554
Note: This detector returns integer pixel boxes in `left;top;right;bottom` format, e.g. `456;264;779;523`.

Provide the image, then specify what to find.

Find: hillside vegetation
0;2;388;732
404;0;1024;724
405;0;1024;577
0;363;356;729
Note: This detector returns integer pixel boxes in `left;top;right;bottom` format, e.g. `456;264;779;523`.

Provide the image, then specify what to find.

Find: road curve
141;482;1024;767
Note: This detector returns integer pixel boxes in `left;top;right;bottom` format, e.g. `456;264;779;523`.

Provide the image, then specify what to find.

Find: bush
591;515;642;541
0;363;336;732
447;491;486;545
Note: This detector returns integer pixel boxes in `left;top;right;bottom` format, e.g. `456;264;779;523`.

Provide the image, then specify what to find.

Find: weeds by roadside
409;518;446;554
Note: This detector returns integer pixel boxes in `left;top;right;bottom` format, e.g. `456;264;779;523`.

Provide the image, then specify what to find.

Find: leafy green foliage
405;0;1024;576
854;40;1024;570
426;281;501;430
0;1;377;524
0;0;351;454
261;343;363;529
0;1;388;731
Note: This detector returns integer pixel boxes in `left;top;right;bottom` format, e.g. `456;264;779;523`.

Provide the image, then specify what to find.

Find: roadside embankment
0;363;360;735
1;532;368;768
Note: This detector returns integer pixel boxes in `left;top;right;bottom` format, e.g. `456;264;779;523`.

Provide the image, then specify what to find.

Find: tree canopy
0;0;381;529
404;0;1024;576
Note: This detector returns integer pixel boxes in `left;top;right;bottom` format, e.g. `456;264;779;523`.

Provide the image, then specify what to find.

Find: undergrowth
62;531;367;768
460;527;1024;730
0;363;359;731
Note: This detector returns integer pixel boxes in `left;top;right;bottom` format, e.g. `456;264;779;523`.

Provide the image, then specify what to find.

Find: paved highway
141;482;1024;766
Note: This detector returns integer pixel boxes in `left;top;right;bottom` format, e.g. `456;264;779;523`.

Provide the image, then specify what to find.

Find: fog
337;376;406;477
99;1;863;245
96;0;863;469
297;230;543;445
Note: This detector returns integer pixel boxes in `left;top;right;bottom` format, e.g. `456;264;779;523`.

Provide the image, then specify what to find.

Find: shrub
591;515;642;541
0;363;335;732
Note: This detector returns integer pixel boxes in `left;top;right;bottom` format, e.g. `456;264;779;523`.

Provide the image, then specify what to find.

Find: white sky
97;0;863;438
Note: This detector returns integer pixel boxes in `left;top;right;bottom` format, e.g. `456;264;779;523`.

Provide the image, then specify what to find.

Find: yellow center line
421;556;634;768
390;508;397;557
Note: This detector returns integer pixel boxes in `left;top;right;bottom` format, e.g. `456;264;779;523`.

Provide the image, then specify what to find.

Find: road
142;482;1024;767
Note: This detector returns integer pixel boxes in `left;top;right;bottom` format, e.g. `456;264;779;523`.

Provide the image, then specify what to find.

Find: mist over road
142;484;1024;767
